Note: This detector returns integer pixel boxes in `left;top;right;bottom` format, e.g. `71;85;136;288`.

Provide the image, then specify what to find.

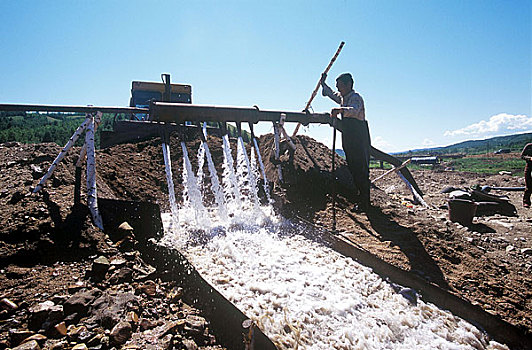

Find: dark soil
0;132;530;349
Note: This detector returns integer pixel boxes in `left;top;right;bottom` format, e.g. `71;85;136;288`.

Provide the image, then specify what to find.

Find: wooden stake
279;114;296;151
85;114;104;230
398;172;428;207
371;159;411;184
273;122;283;183
292;41;345;137
331;118;337;231
33;117;91;193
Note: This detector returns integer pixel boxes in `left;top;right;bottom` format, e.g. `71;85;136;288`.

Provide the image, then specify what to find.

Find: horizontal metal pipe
0;103;148;114
150;102;333;125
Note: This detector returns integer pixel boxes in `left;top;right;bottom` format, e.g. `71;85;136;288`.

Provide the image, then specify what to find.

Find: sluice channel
6;80;529;349
154;133;510;350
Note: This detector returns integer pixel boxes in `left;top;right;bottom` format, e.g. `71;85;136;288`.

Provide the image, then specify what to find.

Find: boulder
64;289;101;317
110;321;132;346
12;340;41;350
88;291;139;329
28;301;63;331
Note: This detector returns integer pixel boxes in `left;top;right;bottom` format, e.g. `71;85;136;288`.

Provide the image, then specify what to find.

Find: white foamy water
180;141;210;227
161;214;507;350
159;139;506;349
161;142;179;229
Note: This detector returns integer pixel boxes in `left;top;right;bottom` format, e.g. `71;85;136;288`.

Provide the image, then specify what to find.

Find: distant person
521;143;532;208
321;72;371;212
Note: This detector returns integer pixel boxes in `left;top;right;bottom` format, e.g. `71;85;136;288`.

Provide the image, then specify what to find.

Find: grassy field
443;154;525;175
370;153;526;175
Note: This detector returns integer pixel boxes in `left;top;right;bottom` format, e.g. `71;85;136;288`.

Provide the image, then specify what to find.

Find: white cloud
444;113;532;137
372;136;393;151
422;138;435;146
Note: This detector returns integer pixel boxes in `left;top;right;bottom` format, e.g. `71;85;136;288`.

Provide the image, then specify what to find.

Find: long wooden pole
292;41;345;137
85;114;104;230
371;159;412;184
33;117;91;193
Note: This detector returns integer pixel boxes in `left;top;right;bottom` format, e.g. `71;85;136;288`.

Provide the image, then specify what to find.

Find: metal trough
294;218;532;350
97;198;277;350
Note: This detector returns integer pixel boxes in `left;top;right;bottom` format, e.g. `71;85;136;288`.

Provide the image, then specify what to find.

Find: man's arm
321;73;341;104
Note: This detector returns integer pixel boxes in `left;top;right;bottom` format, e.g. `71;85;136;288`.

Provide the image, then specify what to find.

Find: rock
9;330;35;346
160;334;173;349
30;164;44;179
21;334;47;346
140;280;157;296
54;322;68;337
160;320;184;338
67;282;88;294
64;289;101;317
185;315;206;332
67;325;92;343
51;295;69;305
132;263;156;281
139;318;156;331
167;287;183;302
12;340;41;350
88;291;139;329
0;298;18;311
49;340;68;350
126;311;138;324
91;257;110;280
110;257;127;267
110;321;132;346
87;333;104;347
118;222;134;233
521;248;532;256
28;301;63;331
182;338;198;350
71;344;88;350
506;245;515;253
108;267;134;284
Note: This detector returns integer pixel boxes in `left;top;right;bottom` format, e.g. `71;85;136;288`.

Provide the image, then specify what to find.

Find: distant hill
394;132;532;156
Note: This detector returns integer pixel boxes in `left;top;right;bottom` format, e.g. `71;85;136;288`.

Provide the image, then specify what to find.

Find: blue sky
0;1;530;152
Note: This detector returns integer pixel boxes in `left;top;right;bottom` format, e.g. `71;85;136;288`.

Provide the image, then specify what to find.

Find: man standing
321;72;371;212
521;143;532;208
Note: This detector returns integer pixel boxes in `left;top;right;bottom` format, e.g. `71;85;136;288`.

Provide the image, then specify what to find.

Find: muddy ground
0;132;530;349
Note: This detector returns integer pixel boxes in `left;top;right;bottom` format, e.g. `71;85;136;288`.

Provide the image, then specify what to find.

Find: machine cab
130;74;191;120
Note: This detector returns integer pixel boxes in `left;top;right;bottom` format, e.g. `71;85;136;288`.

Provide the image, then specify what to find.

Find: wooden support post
331;118;337;231
273;121;283;183
279;114;296;151
370;146;424;196
33;117;91;193
371;159;411;184
85;114;104;230
398;172;428;207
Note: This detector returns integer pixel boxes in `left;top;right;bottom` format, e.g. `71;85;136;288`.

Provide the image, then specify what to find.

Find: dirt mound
0;132;531;348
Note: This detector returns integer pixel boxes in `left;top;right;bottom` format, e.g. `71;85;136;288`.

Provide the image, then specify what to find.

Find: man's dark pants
342;118;371;208
525;162;532;204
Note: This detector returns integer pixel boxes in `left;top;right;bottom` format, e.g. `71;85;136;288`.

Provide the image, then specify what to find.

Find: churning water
160;138;507;350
